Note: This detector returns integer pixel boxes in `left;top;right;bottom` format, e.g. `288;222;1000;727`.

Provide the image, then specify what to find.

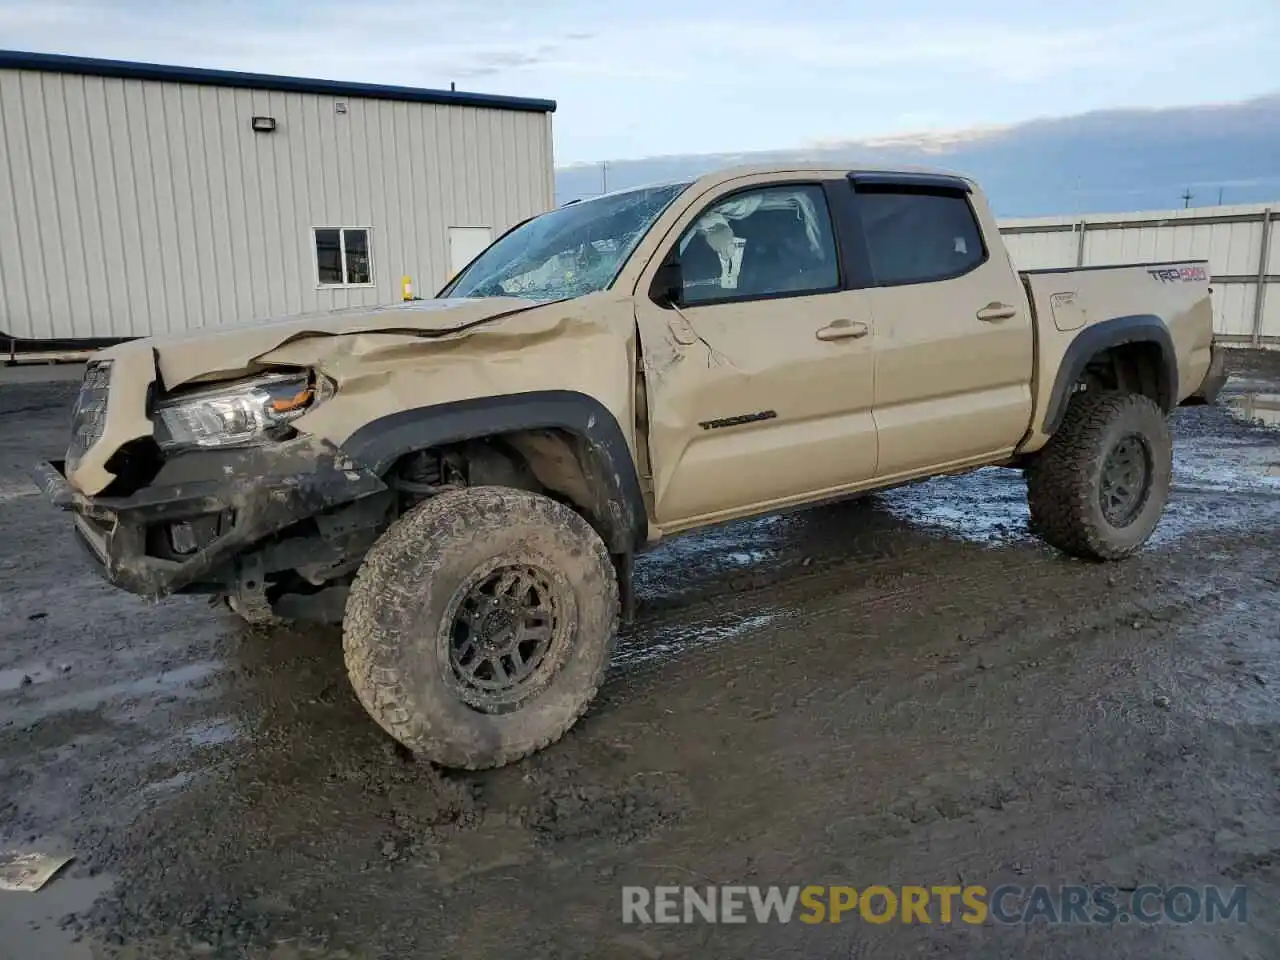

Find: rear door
846;174;1034;478
633;176;879;530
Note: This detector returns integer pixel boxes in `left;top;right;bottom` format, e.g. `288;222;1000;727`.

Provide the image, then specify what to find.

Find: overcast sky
1;0;1276;164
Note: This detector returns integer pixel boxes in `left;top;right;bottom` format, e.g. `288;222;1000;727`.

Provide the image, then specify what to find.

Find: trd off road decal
1147;265;1208;283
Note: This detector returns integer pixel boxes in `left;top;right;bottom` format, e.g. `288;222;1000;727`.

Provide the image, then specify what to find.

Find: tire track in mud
615;539;1120;679
590;540;1280;958
607;523;1263;720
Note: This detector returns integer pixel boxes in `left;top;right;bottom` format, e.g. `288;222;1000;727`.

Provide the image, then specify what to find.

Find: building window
314;228;373;286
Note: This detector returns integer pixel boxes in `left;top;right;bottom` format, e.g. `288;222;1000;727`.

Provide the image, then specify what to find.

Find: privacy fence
999;203;1279;346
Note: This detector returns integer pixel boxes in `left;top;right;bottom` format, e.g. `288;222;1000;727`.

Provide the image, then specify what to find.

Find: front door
634;179;879;531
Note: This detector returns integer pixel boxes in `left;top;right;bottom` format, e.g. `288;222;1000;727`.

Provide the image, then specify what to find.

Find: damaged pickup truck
35;163;1227;769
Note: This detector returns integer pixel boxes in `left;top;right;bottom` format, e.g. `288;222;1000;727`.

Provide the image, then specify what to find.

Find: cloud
3;0;1248;88
437;44;565;79
553;91;1280;217
0;0;586;85
2;0;1275;165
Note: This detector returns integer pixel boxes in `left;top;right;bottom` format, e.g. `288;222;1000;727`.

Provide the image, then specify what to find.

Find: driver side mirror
650;256;684;308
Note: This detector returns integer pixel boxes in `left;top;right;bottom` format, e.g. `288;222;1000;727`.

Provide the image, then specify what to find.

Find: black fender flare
342;390;647;554
1043;315;1178;435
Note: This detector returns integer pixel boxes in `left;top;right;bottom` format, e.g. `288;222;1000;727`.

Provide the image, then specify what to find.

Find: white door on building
448;227;493;280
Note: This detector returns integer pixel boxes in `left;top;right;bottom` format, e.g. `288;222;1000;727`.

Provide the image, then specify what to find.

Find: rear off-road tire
343;486;619;770
1026;391;1172;561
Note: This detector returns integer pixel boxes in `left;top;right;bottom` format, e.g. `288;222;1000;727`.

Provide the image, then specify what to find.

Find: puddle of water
614;611;783;669
1227;392;1280;429
880;468;1032;546
634;516;795;597
0;839;115;960
183;718;239;747
800;444;1280;551
724;549;773;566
1172;440;1280;493
879;424;1280;547
643;516;783;564
142;771;196;795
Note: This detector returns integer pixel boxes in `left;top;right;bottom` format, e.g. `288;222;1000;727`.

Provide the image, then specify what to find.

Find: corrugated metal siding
1212;284;1256;339
0;68;553;340
1081;221;1263;274
1000;203;1280;344
1000;230;1079;271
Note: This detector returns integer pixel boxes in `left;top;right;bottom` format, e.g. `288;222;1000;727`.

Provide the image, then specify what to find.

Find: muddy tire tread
343;486;618;770
1026;391;1171;561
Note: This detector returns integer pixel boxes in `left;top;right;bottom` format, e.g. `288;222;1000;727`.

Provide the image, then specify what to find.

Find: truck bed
1018;259;1216;448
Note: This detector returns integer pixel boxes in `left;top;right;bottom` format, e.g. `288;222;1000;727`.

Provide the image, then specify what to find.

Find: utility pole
1181;188;1194;209
1217;187;1224;206
600;161;608;195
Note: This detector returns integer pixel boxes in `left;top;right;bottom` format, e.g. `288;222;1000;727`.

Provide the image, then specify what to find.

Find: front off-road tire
343;486;619;769
1026;391;1172;560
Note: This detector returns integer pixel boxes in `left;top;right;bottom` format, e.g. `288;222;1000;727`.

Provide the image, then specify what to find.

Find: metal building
1000;203;1279;346
0;50;556;348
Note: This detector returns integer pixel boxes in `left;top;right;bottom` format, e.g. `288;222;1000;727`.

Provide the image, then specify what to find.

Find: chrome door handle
976;302;1018;322
816;319;870;341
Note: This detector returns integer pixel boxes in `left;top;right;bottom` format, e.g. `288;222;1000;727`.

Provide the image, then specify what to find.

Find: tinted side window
676;184;839;304
857;189;985;286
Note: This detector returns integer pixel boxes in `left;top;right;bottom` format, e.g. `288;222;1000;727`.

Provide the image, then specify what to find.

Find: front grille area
67;360;113;467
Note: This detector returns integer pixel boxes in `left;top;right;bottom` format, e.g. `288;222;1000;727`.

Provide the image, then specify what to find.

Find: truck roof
570;163;979;205
687;161;978;190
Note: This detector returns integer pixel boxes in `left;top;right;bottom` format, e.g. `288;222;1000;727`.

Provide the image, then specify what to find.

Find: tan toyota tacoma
34;164;1227;769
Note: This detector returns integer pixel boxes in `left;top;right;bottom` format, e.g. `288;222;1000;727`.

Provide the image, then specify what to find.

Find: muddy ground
1;353;1279;960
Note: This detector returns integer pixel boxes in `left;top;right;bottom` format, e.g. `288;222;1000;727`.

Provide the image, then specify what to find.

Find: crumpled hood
123;296;544;388
69;290;633;500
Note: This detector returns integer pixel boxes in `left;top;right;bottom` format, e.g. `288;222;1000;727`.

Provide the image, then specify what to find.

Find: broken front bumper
30;437;386;599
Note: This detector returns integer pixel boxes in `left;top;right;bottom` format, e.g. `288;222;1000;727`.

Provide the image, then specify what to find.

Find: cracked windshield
445;182;690;300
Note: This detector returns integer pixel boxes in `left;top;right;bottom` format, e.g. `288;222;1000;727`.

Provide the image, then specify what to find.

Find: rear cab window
853;184;986;286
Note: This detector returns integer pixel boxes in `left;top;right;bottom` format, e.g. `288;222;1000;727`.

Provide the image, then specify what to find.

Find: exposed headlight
155;371;328;451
